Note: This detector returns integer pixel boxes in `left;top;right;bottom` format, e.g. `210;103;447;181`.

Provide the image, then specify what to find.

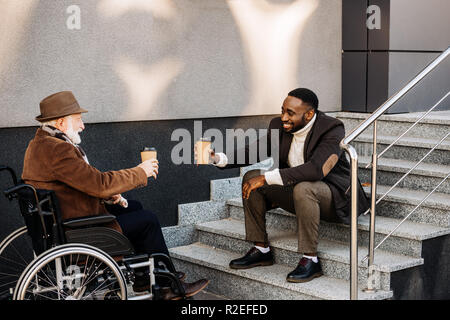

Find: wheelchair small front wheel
13;244;127;300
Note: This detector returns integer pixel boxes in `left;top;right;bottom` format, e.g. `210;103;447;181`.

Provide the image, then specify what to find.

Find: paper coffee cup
141;147;157;162
195;138;212;165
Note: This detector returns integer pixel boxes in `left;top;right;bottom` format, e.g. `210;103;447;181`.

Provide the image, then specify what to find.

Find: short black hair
288;88;319;111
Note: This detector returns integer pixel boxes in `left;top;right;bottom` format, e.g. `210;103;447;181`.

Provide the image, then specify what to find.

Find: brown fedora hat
36;91;88;122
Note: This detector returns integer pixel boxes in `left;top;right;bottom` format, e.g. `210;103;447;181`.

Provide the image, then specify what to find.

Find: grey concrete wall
388;0;450;113
0;0;342;128
389;0;450;51
342;0;450;113
388;52;450;113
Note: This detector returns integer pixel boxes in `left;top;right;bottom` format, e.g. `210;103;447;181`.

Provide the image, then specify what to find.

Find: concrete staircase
163;111;450;300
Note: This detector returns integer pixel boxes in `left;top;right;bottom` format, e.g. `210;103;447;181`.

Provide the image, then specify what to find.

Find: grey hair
40;115;72;128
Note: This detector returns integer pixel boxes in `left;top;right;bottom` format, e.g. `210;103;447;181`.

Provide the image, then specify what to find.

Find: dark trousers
106;201;178;288
243;169;339;254
105;200;169;257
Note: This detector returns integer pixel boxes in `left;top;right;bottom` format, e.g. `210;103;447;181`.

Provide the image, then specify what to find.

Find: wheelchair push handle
0;165;18;186
3;183;37;201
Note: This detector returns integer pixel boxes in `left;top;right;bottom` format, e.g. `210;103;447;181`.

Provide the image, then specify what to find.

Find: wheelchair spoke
80;261;105;288
80;255;106;290
25;286;63;301
43;263;58;287
74;253;80;267
83;278;120;300
8;242;30;266
79;264;109;290
0;272;20;278
78;254;92;289
0;254;28;269
0;228;35;299
0;278;20;291
27;269;73;300
29;270;59;295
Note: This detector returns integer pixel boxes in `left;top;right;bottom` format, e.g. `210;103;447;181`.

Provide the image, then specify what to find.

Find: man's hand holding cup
194;138;218;165
138;159;159;179
138;147;159;179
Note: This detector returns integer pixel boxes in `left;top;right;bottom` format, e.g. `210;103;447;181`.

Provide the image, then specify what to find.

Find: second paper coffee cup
141;147;157;162
195;138;212;165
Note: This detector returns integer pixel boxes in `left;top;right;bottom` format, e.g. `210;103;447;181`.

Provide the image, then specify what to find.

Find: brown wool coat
22;128;148;232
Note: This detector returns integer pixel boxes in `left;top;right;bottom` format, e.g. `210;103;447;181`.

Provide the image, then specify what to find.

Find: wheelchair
0;165;186;300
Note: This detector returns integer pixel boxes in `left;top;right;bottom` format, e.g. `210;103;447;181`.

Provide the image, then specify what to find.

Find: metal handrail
340;46;450;300
362;170;450;262
364;91;450;169
362;131;450;216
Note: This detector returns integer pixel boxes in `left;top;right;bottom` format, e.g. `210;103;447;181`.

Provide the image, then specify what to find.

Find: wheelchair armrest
62;214;117;228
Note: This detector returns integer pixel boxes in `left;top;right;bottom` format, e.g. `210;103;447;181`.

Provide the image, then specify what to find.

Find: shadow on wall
0;0;39;86
228;0;318;115
0;0;341;128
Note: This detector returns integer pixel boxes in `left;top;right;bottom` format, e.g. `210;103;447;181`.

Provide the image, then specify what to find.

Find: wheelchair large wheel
0;226;35;300
14;243;127;300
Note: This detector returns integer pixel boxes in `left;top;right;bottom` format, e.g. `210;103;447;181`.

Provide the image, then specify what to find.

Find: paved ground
193;290;229;300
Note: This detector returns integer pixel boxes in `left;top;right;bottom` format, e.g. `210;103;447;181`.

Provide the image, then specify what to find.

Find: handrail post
340;142;359;300
364;120;378;292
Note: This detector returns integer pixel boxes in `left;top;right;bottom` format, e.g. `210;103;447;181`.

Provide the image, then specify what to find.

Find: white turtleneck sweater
215;114;317;186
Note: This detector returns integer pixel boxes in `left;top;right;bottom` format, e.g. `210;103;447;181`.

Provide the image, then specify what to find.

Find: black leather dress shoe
229;247;273;269
286;257;323;283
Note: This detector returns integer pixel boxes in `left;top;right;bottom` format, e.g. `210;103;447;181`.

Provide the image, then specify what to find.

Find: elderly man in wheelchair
0;91;209;300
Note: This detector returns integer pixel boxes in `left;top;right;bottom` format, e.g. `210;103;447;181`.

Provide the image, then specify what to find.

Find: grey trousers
242;169;339;254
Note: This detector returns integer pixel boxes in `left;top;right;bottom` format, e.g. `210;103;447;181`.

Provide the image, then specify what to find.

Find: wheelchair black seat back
8;186;64;256
2;171;134;258
1;165;187;300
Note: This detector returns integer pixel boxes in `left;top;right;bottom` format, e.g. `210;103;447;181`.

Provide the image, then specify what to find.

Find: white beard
66;119;82;145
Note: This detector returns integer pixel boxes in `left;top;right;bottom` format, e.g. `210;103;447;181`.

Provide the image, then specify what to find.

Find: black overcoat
221;111;370;224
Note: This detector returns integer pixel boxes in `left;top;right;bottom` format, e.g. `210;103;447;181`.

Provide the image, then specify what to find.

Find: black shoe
286;257;323;283
161;279;210;300
229;247;273;269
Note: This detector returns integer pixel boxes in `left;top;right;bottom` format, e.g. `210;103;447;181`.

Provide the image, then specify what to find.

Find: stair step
357;134;450;151
333;111;450;124
374;184;450;211
211;177;242;201
359;156;450;194
226;197;449;241
354;134;450;165
240;158;274;177
178;200;228;226
334;111;450;140
374;185;450;227
211;173;450;227
170;242;394;300
197;218;423;273
209;171;450;227
195;219;419;292
360;156;449;178
226;197;450;257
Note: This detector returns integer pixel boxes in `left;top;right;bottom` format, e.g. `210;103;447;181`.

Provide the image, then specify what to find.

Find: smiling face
280;95;315;133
